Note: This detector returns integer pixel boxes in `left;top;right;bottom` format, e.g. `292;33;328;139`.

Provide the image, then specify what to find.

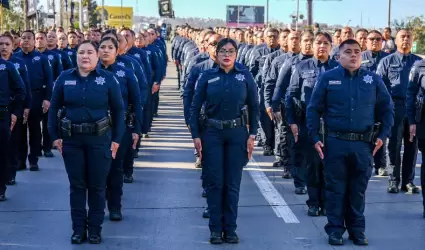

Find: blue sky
71;0;424;28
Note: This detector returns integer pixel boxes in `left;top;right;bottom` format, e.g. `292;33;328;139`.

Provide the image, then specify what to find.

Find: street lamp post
387;0;391;27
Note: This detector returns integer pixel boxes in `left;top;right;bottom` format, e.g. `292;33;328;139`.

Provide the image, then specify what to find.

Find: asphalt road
0;62;424;250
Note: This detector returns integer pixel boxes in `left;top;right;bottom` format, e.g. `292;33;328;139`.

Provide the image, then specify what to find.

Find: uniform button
351;108;354;111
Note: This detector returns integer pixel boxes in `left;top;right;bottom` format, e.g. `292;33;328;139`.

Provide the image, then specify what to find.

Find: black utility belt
125;111;136;128
0;106;8;120
328;131;373;142
60;117;110;137
206;117;245;130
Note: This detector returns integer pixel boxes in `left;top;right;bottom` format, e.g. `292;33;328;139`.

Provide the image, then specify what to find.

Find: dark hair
315;32;332;43
76;40;99;52
0;34;14;43
99;36;119;50
36;30;47;37
368;30;382;37
216;38;238;54
384;27;392;32
22;30;35;38
339;39;361;50
355;28;368;36
301;30;314;38
282;28;291;33
333;29;341;35
266;28;279;34
121;27;135;37
396;28;412;36
102;29;118;40
67;31;78;37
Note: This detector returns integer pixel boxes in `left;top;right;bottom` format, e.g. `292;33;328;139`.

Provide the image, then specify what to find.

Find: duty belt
328;131;372;141
71;123;96;134
206;117;244;130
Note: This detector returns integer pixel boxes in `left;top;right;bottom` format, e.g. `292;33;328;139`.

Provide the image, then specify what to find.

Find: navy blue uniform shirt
360;50;389;72
0;58;26;117
47;68;125;143
8;55;32;110
406;60;425;125
285;57;339;125
271;53;313;112
248;45;280;86
376;51;422;99
127;47;153;84
188;63;259;139
50;47;74;70
41;49;64;80
100;62;143;135
307;66;394;144
15;49;54;101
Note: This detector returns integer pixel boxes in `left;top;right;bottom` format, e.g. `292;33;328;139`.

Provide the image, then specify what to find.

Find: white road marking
246;158;300;223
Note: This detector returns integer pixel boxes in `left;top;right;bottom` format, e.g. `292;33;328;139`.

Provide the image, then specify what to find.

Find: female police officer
98;36;143;221
188;38;259;244
48;40;125;244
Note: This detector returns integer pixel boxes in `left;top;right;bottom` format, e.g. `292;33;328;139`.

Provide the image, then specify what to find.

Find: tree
1;0;25;31
82;0;100;27
393;16;425;54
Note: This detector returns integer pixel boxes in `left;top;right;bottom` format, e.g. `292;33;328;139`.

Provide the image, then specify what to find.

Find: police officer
57;32;75;67
355;29;368;52
286;32;339;216
249;28;280;156
377;29;422;193
189;38;259;244
0;34;32;184
11;31;21;53
272;30;314;194
406;59;425;218
16;30;54;171
0;40;27;201
307;39;394;245
47;31;74;70
361;30;390;176
264;30;300;172
36;30;63;158
330;27;353;60
48;40;125;244
237;30;254;65
98;37;142;221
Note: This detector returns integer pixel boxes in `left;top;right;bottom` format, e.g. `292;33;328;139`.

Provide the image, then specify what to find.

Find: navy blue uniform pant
373;140;387;171
416;140;425;208
142;91;153;134
258;87;274;148
202;126;248;233
323;137;373;236
176;65;181;89
23;90;43;165
107;128;132;211
62;133;112;234
153;91;159;116
291;123;307;188
274;105;292;167
0;117;11;195
8;118;24;180
388;101;418;186
42;111;52;152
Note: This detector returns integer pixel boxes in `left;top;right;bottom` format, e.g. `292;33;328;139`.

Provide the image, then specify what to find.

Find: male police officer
377;29;422;193
406;59;425;218
307;39;394;245
361;30;390;176
16;30;54;171
330;27;354;60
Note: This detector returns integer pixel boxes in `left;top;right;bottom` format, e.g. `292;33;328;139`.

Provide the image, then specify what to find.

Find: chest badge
48;55;54;61
117;62;125;67
147;51;151;55
116;70;125;78
68;51;73;55
235;74;245;81
95;76;105;86
33;56;40;61
0;64;5;71
14;63;20;70
363;74;373;84
134;53;140;58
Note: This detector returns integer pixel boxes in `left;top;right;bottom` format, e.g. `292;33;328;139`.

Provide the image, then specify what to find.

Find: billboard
226;5;265;28
158;0;174;18
95;6;133;28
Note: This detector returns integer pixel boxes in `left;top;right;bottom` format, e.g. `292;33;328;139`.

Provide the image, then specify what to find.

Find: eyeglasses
368;37;382;41
208;42;218;47
218;49;236;56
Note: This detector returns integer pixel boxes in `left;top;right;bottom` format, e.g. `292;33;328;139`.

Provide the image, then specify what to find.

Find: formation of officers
173;24;424;245
0;26;167;244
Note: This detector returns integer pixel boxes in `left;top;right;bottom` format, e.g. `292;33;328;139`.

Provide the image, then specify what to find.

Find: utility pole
307;0;312;26
59;0;64;27
79;0;83;29
387;0;391;27
266;0;269;25
295;0;299;30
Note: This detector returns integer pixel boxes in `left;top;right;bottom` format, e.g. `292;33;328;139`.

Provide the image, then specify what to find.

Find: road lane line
246;158;300;223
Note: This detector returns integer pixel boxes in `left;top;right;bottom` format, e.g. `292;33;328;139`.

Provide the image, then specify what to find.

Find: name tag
208;77;220;84
64;80;77;86
361;60;370;64
329;80;341;85
301;70;315;78
390;64;400;68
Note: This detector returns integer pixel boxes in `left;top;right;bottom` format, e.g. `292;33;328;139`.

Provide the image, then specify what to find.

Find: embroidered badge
14;63;20;70
117;62;125;67
208;77;220;83
95;76;105;85
134;53;140;58
0;64;6;70
116;70;125;78
329;80;341;85
64;80;77;85
363;74;373;84
235;74;245;81
48;55;54;60
33;56;40;61
68;51;73;55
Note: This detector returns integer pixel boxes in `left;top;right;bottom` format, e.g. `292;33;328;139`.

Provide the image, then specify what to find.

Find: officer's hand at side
274;112;282;123
23;109;30;124
373;138;384;156
53;139;63;154
152;84;160;94
247;135;255;159
290;124;299;143
111;142;120;159
132;133;139;149
193;138;202;160
314;141;325;160
10;114;17;131
266;107;274;120
409;124;416;142
42;100;50;113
